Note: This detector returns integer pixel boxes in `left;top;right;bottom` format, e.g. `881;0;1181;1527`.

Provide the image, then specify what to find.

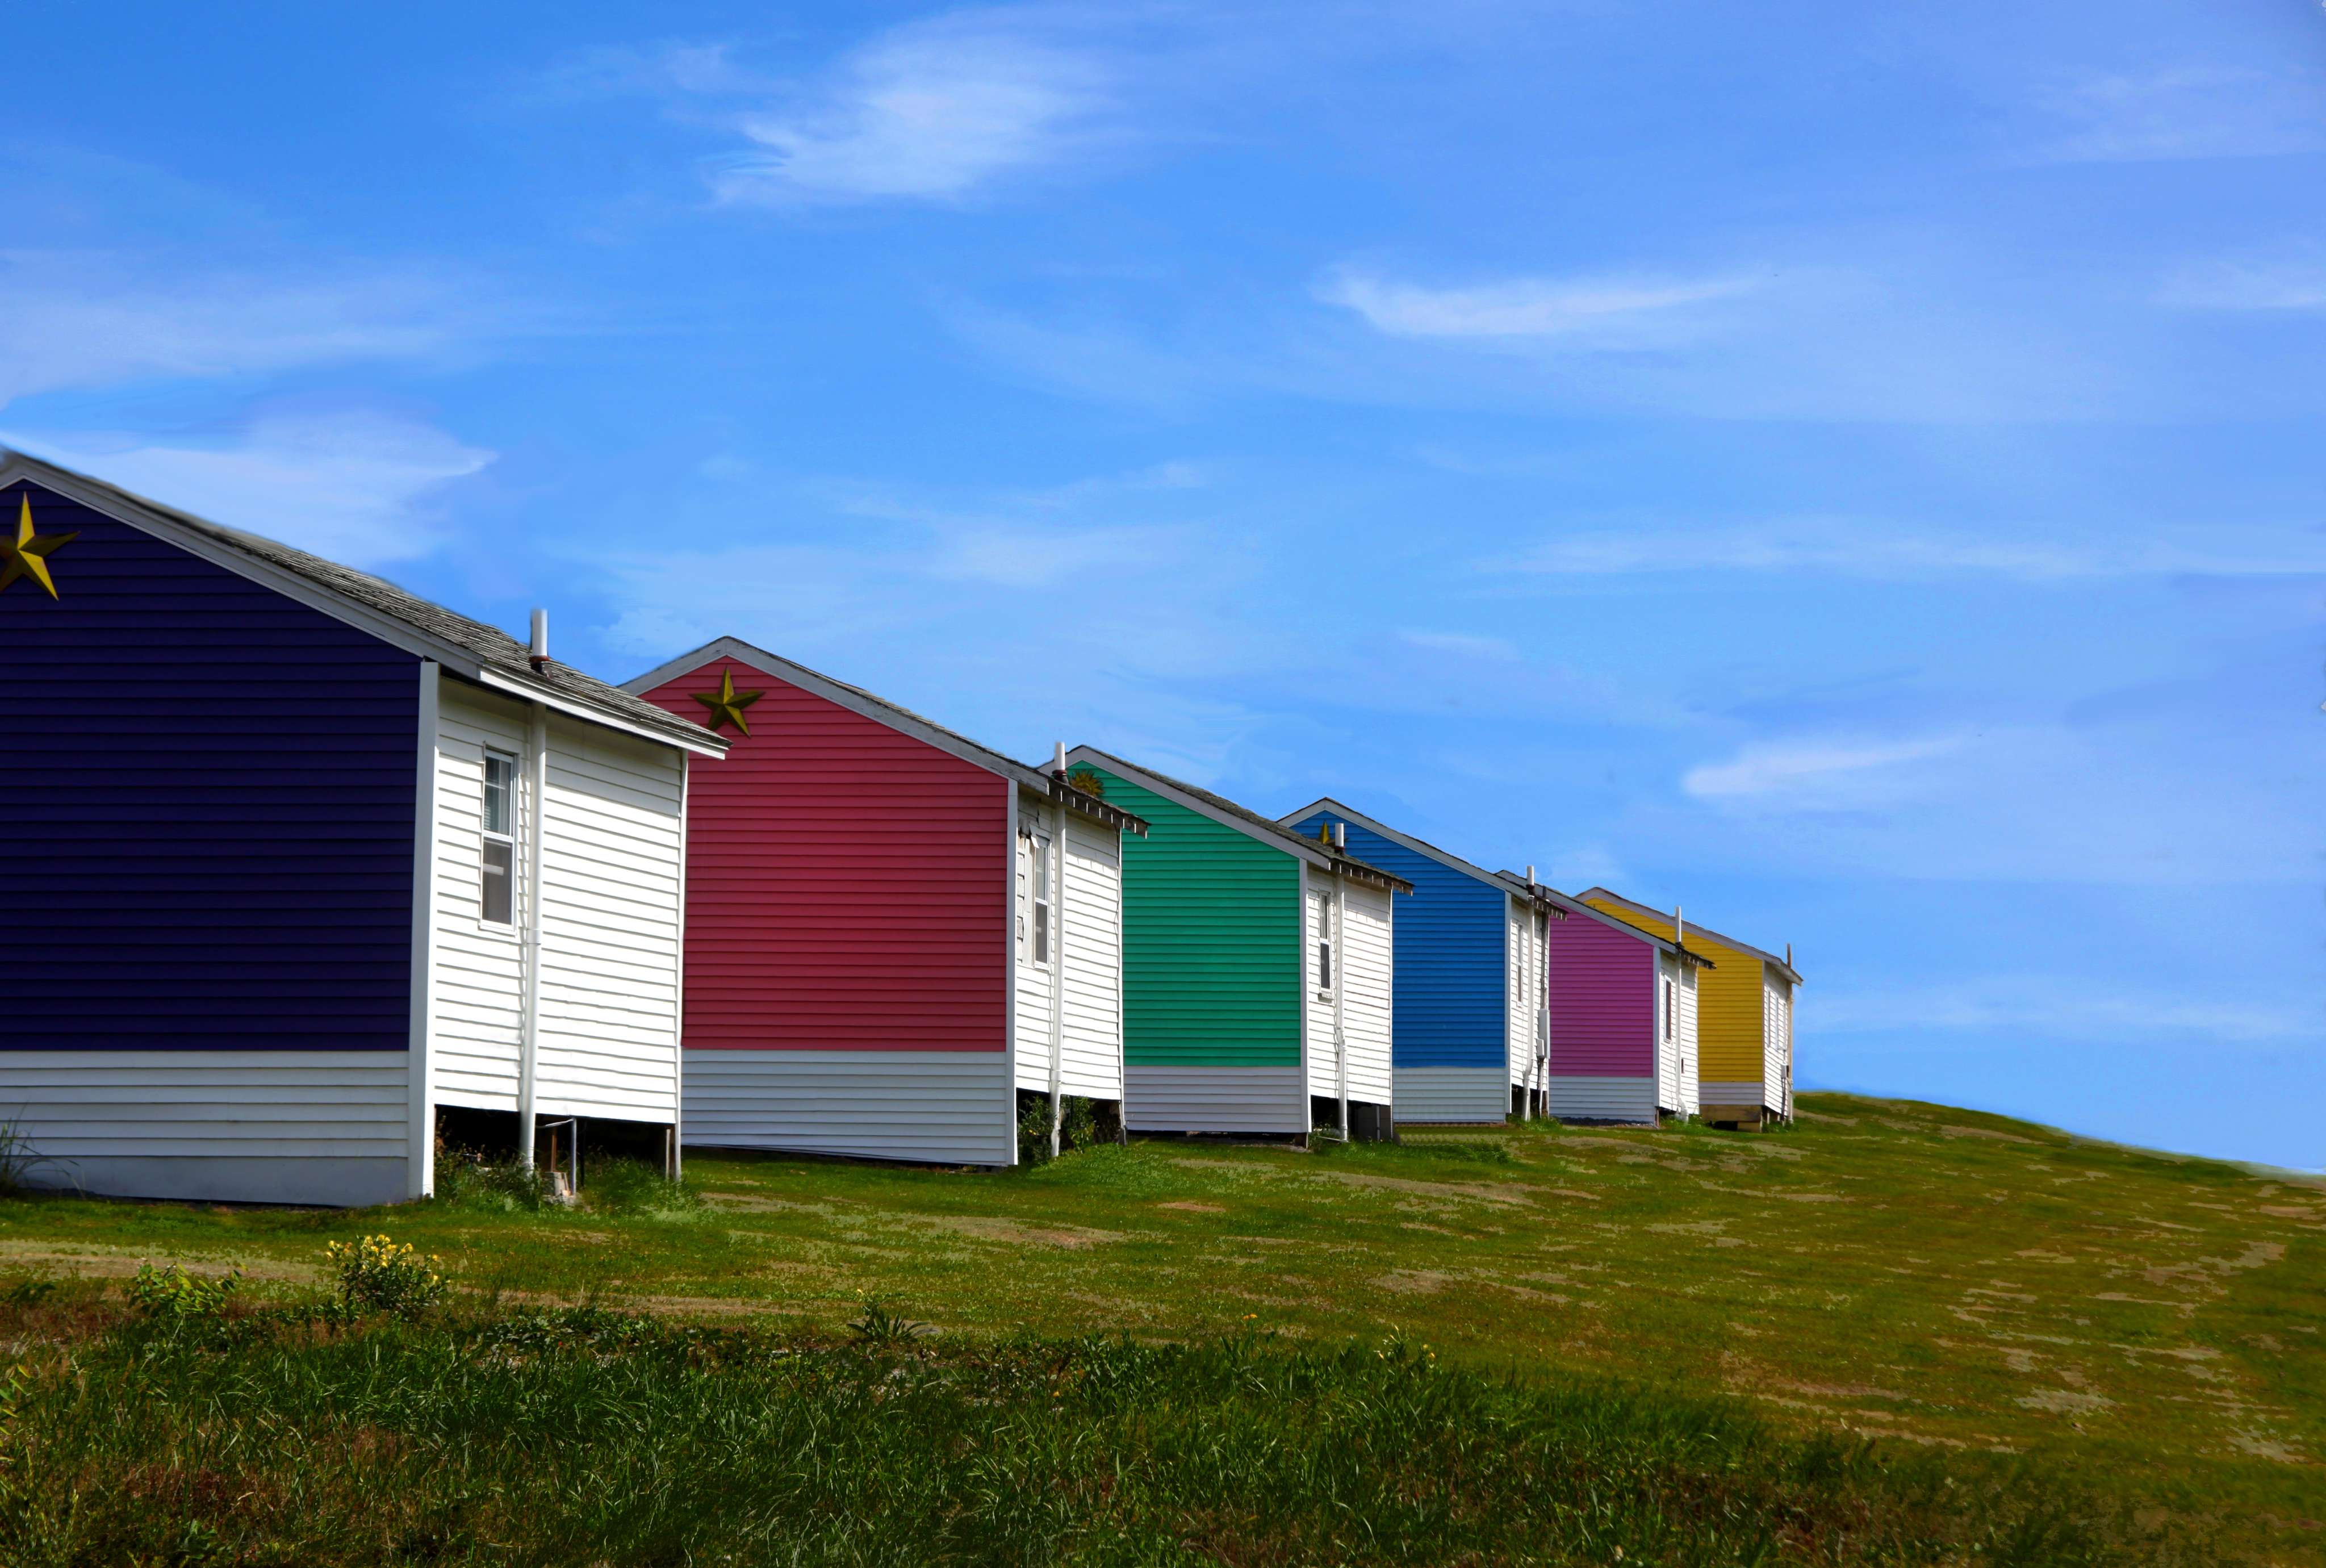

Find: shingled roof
0;448;726;755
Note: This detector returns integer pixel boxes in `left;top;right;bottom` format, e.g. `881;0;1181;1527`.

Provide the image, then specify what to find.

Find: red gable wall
638;656;1007;1053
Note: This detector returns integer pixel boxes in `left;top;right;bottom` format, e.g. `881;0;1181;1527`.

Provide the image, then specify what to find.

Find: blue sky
7;2;2321;1166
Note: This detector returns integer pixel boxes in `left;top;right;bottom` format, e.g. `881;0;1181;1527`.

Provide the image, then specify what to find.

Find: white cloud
712;13;1116;205
2156;259;2326;312
0;249;479;406
1398;629;1518;660
2028;66;2324;165
1319;267;1754;346
6;412;495;566
1683;734;1969;805
1503;522;2326;582
1812;980;2310;1047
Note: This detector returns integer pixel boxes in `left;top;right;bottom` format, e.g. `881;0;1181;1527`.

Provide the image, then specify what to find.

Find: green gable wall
1083;766;1302;1068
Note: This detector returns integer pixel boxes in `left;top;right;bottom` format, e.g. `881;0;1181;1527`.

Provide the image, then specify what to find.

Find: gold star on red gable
692;668;764;734
0;494;79;599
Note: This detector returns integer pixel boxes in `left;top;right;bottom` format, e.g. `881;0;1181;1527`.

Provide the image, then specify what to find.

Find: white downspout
1047;748;1068;1159
517;609;550;1171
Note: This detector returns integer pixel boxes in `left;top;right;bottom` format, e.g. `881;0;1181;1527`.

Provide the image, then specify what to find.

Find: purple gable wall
1546;910;1654;1077
0;480;419;1051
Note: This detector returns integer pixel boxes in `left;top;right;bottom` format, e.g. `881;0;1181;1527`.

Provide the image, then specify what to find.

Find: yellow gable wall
1579;898;1768;1092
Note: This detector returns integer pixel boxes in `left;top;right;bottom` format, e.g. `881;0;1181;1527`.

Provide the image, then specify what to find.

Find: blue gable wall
1;480;419;1051
1288;809;1507;1070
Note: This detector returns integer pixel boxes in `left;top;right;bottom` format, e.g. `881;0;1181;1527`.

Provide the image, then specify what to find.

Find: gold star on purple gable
692;668;765;735
0;494;79;599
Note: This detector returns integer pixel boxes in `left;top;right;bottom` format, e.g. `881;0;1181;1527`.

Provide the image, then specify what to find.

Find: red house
624;638;1145;1166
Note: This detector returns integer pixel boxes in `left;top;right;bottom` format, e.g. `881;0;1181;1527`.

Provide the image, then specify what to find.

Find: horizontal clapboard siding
0;1052;408;1204
1125;1067;1306;1134
1391;1067;1507;1123
1341;879;1394;1104
1677;962;1701;1115
1546;1074;1658;1123
1059;809;1124;1099
1580;898;1768;1097
1701;1080;1766;1116
1658;951;1683;1113
1287;811;1503;1072
536;713;684;1121
684;1049;1010;1165
634;658;1007;1055
1088;767;1299;1069
430;686;526;1107
0;480;416;1053
1764;977;1793;1117
1546;909;1655;1077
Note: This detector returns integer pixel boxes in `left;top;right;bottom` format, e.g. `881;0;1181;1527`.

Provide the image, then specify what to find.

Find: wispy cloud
709;12;1119;206
1398;628;1518;660
1319;267;1754;347
0;250;482;406
1501;521;2326;582
1683;734;1969;805
5;411;495;566
1812;979;2311;1046
2156;258;2326;312
2027;66;2324;164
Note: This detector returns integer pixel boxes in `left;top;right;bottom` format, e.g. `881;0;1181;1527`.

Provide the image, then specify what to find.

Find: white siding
1392;1067;1507;1123
1656;951;1682;1114
1059;812;1123;1099
1012;809;1056;1094
1678;962;1701;1116
0;1052;409;1205
1764;973;1793;1118
1546;1075;1658;1123
430;683;683;1125
1126;1066;1307;1134
1011;802;1123;1101
534;714;684;1122
685;1048;1012;1165
1505;897;1532;1087
430;685;526;1109
1304;875;1333;1099
1343;878;1394;1105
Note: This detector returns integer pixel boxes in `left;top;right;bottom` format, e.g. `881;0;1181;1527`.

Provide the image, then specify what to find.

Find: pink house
1539;889;1712;1123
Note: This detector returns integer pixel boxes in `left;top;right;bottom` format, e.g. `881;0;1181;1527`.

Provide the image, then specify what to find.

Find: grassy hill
2;1092;2320;1563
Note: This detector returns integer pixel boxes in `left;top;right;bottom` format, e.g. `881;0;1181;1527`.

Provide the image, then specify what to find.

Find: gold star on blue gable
692;668;764;734
0;494;78;599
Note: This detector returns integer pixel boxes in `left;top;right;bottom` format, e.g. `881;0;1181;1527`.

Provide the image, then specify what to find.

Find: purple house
1533;887;1712;1123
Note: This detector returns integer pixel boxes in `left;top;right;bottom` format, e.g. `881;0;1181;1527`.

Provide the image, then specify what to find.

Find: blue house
1279;799;1551;1123
0;450;726;1205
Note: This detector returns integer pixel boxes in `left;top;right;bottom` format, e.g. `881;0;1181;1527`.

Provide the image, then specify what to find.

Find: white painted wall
1656;950;1682;1114
1764;973;1793;1118
430;682;683;1126
1679;961;1701;1116
1342;878;1395;1105
1013;799;1125;1102
1505;897;1531;1089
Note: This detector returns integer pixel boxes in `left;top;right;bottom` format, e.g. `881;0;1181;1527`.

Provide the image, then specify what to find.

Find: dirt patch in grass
1308;1172;1532;1206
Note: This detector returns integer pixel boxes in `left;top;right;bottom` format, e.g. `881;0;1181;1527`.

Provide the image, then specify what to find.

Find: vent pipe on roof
528;608;549;670
1676;905;1684;951
1333;822;1346;850
1526;863;1536;887
1787;942;1793;969
1052;741;1067;777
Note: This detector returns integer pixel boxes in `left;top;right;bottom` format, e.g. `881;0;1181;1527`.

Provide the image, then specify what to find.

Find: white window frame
1663;976;1676;1043
1313;884;1334;999
1031;828;1055;968
479;748;518;929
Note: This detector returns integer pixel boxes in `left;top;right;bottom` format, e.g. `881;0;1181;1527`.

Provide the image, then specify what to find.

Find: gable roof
1278;797;1534;896
0;449;726;758
623;637;1146;835
1470;869;1713;965
1067;749;1412;893
1577;887;1798;982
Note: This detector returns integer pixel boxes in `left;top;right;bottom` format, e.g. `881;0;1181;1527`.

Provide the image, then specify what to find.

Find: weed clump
124;1263;240;1321
323;1235;446;1320
580;1156;701;1218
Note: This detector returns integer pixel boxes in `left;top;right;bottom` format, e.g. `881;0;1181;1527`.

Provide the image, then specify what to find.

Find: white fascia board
624;635;1036;787
1574;886;1790;981
1278;796;1511;892
1066;746;1336;872
3;457;723;760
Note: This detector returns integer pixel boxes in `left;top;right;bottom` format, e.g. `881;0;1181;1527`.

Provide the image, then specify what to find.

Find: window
1313;888;1333;994
1031;833;1053;966
1663;978;1676;1043
480;751;516;925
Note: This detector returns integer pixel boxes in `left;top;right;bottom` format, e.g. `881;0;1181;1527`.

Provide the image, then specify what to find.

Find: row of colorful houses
0;453;1797;1205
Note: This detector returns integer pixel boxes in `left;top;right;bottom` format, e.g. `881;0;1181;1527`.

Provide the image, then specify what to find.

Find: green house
1064;749;1411;1139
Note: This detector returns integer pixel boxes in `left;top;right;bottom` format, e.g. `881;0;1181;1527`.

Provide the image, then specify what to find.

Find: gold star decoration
0;494;79;599
692;668;765;734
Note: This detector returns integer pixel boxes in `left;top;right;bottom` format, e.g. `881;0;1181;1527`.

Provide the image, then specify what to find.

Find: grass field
2;1091;2320;1563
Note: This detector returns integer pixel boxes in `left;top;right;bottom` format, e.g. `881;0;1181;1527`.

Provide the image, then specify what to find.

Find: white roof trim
1277;797;1518;890
1069;748;1342;871
1576;886;1796;981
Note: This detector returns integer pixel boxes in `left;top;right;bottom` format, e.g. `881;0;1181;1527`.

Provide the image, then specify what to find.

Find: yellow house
1576;888;1799;1127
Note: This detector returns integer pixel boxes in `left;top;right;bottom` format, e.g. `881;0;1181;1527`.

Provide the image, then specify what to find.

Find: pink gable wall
1546;911;1655;1077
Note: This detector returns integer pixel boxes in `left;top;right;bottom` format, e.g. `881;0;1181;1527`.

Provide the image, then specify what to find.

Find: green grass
1;1093;2320;1562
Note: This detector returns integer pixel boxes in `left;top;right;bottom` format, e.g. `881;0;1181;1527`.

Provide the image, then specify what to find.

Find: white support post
405;660;440;1199
1047;794;1067;1159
